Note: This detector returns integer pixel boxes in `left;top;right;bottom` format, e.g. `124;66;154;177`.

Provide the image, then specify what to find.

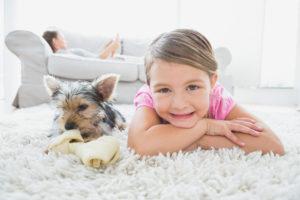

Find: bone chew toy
47;130;120;168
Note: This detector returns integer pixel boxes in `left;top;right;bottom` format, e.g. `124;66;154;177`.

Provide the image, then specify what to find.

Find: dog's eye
77;104;88;111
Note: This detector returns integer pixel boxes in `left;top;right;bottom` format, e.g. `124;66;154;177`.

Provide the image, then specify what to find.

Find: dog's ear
92;73;120;101
43;75;61;96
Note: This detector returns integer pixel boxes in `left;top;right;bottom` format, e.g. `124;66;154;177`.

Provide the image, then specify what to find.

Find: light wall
2;0;300;107
260;0;298;87
16;0;267;87
0;0;3;99
15;0;178;38
4;0;267;90
3;0;21;110
180;0;265;87
296;1;300;107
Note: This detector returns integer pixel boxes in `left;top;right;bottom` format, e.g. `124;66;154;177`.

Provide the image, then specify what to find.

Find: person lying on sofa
42;30;121;59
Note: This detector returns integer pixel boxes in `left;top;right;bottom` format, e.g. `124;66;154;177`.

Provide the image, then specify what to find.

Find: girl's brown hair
42;31;58;52
144;29;218;84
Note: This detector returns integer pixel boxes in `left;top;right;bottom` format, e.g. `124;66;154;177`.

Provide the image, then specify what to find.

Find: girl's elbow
246;133;285;156
133;147;149;156
127;134;149;156
263;136;285;156
273;142;285;156
127;141;149;156
127;136;138;153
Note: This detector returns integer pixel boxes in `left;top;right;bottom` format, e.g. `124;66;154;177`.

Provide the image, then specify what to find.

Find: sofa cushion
47;54;140;81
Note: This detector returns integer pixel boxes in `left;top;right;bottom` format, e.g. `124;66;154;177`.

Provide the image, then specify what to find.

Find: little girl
128;29;284;156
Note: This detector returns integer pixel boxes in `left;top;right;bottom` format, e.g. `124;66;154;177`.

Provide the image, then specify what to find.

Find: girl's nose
171;93;188;110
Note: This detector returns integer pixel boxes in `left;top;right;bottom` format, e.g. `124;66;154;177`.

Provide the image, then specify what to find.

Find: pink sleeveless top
134;83;235;120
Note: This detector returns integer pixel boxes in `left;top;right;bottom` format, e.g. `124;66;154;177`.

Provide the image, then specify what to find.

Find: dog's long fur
44;74;126;142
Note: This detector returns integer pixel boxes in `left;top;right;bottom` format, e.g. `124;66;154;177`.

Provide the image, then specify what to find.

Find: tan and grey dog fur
44;74;126;142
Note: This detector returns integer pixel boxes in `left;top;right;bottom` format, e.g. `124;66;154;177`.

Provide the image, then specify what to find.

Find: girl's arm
187;104;285;155
128;106;261;156
127;107;208;156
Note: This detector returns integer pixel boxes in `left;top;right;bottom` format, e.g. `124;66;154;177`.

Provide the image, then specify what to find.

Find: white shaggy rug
1;104;300;200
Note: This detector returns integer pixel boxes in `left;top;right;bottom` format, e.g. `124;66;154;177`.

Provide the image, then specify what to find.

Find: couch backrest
122;38;151;57
61;30;151;57
61;30;122;55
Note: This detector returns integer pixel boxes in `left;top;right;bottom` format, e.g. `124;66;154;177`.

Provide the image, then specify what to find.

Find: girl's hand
204;118;264;146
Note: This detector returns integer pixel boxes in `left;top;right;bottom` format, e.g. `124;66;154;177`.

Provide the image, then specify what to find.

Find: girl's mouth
170;112;195;120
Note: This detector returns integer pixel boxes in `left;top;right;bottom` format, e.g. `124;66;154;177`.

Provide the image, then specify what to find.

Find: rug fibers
0;104;300;200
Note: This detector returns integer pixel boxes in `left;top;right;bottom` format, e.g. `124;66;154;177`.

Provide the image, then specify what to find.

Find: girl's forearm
130;120;207;156
193;131;284;155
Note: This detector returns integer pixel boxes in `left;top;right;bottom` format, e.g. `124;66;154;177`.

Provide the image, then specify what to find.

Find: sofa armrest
214;47;234;94
5;30;53;84
214;47;232;73
5;30;53;107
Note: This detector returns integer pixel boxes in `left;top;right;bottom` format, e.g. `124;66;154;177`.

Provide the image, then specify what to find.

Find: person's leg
104;40;113;47
99;34;120;59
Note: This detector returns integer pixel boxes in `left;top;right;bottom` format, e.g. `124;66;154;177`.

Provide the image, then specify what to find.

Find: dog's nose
65;122;77;130
80;132;90;138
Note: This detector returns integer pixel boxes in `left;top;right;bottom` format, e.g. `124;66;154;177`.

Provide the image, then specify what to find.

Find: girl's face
149;59;217;128
53;33;67;51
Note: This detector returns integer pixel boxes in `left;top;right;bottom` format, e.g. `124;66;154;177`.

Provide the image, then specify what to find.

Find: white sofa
5;30;233;108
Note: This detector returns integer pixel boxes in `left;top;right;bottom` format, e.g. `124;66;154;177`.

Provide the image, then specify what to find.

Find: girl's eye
78;104;88;111
157;88;171;93
187;85;200;91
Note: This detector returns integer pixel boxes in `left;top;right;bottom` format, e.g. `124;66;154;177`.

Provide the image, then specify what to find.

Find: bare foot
110;34;120;57
99;34;121;59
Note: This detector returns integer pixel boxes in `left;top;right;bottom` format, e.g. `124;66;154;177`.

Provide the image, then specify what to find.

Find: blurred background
1;0;300;112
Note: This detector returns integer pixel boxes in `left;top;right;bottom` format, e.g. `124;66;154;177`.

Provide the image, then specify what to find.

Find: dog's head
44;74;119;141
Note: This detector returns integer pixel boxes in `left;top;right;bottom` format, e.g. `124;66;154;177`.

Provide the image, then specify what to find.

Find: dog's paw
117;122;127;131
47;128;62;138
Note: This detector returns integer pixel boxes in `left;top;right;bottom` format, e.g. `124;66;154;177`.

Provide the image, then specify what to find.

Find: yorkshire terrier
44;74;126;142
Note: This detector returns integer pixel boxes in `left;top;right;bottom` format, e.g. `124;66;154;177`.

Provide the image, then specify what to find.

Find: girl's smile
170;111;195;119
